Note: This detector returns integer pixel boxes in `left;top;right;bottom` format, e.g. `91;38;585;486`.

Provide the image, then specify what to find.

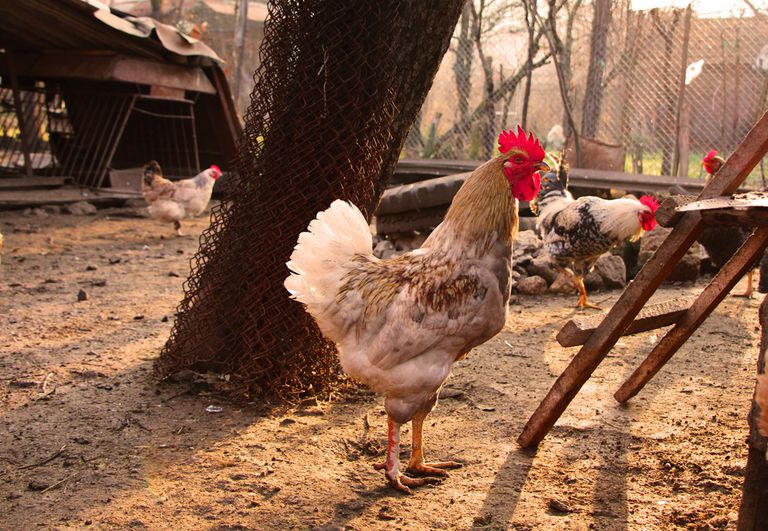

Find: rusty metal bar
671;5;693;177
83;94;119;187
95;94;136;189
517;110;768;448
189;100;200;173
4;51;33;177
615;227;768;403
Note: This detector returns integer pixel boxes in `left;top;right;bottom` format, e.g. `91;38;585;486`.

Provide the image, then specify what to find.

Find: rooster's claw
388;473;442;494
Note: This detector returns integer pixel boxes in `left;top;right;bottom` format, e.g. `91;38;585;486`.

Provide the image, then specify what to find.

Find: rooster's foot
576;300;602;310
732;292;754;299
388;472;442;494
373;462;443;493
406;461;462;477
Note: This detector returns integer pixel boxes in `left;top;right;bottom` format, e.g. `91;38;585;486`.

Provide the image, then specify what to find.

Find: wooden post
737;297;768;529
672;5;693;177
615;227;768;403
3;50;33;178
517;110;768;448
232;0;249;109
556;296;695;348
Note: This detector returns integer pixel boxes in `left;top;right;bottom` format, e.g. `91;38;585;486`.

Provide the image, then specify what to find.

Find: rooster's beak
535;161;550;172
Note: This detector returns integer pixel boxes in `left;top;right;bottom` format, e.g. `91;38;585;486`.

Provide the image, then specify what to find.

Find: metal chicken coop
0;0;241;195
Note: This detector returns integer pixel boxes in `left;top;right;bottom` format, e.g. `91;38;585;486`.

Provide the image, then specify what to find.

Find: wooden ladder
518;110;768;448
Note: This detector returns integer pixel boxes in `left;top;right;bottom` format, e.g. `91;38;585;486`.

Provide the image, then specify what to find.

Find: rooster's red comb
702;149;718;163
498;125;545;161
639;195;659;213
209;165;221;174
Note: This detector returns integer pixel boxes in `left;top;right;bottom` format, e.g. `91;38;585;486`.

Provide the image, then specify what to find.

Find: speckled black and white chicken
530;161;658;309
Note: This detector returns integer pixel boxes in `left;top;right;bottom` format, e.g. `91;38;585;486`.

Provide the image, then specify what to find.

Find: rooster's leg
406;411;462;477
373;416;440;494
573;275;601;310
174;220;183;237
733;269;754;298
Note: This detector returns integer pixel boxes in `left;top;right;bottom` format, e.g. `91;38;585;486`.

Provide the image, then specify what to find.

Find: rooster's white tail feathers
284;199;372;309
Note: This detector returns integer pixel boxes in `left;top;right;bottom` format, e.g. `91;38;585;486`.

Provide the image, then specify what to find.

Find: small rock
85;265;98;271
161;316;169;323
72;437;91;445
516;275;548;295
514;230;543;256
584;270;605;292
205;405;223;413
548;498;572;514
549;272;577;294
638;227;701;282
168;271;180;278
108;257;121;265
279;418;296;426
77;289;89;302
42;205;61;215
594;254;626;289
133;314;145;320
526;255;557;284
27;480;50;491
64;201;97;216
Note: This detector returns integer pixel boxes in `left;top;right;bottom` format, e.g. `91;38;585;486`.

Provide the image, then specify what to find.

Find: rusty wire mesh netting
154;0;466;400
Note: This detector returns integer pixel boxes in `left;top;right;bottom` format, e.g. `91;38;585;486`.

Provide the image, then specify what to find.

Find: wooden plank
656;195;697;227
736;296;768;527
517;109;768;448
556;296;695;347
7;52;217;95
0;186;140;209
614;227;768;403
0;177;68;189
678;192;768;212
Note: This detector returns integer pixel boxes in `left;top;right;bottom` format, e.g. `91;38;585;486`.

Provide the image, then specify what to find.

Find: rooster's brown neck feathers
428;156;516;256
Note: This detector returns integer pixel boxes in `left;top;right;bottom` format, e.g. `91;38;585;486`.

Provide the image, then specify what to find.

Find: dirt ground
0;204;762;530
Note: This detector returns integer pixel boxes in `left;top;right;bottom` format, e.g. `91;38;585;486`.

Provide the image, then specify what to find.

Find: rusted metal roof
0;0;222;65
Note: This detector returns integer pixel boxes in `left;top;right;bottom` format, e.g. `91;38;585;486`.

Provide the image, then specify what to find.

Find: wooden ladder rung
556;296;696;347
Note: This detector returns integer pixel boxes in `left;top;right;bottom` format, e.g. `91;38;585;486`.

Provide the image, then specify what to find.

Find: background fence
402;0;768;185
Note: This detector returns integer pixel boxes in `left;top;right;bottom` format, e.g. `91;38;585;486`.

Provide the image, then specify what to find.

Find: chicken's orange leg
373;416;440;494
733;269;754;298
572;275;601;310
406;411;462;476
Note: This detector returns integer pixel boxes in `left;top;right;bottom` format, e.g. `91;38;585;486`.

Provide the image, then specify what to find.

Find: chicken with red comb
531;160;659;309
696;149;767;297
285;127;548;493
141;161;221;236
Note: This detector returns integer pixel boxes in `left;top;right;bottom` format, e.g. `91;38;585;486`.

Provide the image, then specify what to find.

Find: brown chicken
141;161;221;236
284;127;548;493
698;150;764;297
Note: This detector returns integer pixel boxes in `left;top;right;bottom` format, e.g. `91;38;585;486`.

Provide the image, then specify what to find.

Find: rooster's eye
514;156;523;164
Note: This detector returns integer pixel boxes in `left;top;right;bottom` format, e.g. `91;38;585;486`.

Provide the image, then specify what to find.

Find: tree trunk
737;297;768;529
580;0;611;138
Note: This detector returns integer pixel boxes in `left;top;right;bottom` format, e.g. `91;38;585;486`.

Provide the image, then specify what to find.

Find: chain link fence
403;0;768;185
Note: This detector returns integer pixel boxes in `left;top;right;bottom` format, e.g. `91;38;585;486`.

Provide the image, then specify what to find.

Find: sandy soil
0;204;761;530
